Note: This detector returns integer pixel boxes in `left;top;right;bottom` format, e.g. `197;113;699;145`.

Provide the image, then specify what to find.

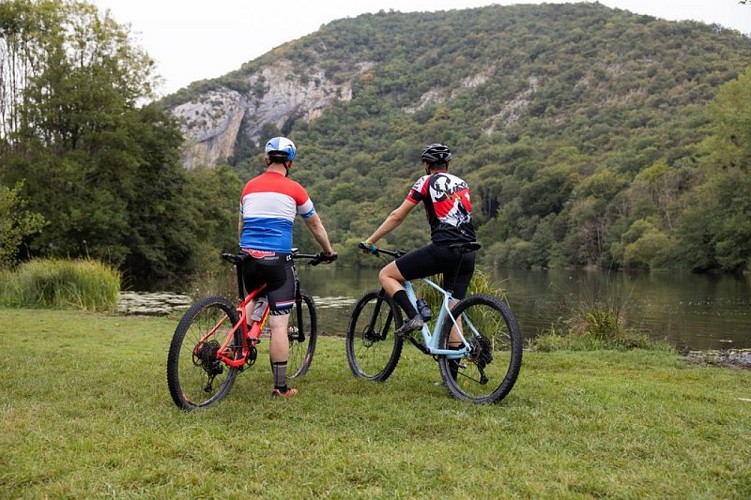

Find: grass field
1;308;750;498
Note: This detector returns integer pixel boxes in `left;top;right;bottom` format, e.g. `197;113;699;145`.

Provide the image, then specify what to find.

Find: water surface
298;266;751;351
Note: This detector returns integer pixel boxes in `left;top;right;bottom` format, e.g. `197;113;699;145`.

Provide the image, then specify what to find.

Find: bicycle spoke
439;294;522;404
167;296;241;410
286;292;317;378
346;290;403;381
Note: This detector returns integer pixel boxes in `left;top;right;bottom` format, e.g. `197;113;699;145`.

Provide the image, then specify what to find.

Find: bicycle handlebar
358;241;481;259
294;250;338;266
222;250;337;267
357;242;405;259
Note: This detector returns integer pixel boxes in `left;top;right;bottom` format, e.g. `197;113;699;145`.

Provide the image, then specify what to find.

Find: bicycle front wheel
345;289;404;381
167;296;241;410
286;291;317;378
438;294;522;404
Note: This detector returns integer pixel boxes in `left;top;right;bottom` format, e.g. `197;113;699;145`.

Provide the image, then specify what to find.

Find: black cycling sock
448;345;461;380
393;290;418;319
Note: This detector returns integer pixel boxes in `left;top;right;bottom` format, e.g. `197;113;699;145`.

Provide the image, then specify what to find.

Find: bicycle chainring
246;345;257;367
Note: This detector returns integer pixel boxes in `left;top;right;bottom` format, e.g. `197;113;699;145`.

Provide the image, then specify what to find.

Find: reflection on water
493;268;751;351
297;266;751;351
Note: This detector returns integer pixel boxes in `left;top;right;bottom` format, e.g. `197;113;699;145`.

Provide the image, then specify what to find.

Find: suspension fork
292;283;306;342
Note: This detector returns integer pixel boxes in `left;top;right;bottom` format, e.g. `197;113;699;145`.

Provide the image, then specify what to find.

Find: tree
673;67;751;272
1;1;156;148
0;1;205;286
701;66;751;172
0;181;44;269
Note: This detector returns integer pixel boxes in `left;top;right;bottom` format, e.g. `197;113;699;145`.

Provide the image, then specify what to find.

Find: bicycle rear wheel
167;296;241;410
286;291;317;378
438;294;522;404
345;289;404;381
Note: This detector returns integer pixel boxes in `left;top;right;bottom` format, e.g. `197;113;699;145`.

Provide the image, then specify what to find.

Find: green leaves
0;182;45;269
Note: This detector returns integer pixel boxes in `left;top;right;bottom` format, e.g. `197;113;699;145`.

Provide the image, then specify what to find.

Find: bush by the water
0;259;120;312
533;302;673;352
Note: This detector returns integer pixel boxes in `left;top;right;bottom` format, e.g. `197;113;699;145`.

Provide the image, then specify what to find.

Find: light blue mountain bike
346;243;522;404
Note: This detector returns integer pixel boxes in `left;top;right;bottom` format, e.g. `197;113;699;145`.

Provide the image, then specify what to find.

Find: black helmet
421;143;452;165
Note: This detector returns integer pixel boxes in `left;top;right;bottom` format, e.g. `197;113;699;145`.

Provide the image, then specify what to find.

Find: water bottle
250;296;268;322
416;298;432;321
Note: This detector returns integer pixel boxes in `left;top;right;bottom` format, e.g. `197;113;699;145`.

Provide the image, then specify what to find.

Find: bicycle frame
195;282;267;369
203;249;322;369
402;278;471;360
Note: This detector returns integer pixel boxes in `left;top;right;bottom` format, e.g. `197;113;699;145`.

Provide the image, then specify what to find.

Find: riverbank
117;291;191;315
686;349;751;369
114;292;751;370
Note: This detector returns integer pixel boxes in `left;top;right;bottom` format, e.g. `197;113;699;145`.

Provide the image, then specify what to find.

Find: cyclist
240;136;337;398
360;143;477;340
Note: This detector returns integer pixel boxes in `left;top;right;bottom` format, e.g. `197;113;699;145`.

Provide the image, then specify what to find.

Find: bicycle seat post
235;255;245;301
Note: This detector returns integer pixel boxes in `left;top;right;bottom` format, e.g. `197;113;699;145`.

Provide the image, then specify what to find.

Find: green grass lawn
1;308;750;498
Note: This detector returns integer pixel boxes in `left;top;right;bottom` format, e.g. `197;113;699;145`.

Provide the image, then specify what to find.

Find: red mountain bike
167;249;330;410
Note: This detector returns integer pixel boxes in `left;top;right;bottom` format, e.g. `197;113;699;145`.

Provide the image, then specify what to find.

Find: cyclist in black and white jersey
361;143;478;337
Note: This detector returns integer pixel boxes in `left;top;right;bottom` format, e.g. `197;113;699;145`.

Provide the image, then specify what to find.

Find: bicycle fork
290;292;306;343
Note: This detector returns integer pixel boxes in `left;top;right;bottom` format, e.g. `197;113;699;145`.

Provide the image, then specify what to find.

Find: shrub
532;302;673;352
0;259;120;312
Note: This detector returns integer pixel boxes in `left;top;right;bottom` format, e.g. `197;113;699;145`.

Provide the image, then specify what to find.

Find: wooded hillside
169;3;751;272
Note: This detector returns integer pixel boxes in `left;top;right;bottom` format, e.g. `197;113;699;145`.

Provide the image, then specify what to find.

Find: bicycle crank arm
407;336;430;355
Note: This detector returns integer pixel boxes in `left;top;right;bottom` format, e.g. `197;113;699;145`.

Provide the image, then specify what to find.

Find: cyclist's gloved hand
359;240;378;254
320;251;338;264
310;251;338;266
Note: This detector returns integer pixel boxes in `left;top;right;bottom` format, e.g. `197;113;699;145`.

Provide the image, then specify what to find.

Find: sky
87;0;751;97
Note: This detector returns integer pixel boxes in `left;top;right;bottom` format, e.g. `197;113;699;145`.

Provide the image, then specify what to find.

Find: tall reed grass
0;258;120;311
416;269;505;308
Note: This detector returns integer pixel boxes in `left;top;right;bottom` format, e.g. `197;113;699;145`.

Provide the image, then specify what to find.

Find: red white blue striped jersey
239;171;315;253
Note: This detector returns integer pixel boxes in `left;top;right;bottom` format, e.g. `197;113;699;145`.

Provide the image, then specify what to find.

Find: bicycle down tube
401;279;469;359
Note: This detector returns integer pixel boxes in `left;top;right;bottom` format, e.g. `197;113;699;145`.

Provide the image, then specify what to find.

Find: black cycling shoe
395;315;424;338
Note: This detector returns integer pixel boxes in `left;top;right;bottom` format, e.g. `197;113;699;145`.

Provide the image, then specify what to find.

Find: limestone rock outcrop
171;59;359;168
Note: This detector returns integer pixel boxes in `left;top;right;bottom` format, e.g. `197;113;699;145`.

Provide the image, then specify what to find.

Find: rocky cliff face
171;59;361;168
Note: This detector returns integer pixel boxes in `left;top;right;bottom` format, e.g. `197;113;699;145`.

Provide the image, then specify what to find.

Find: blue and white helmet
264;136;296;162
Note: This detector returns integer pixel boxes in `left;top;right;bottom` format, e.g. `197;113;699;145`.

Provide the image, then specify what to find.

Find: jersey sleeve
292;181;316;218
406;175;430;204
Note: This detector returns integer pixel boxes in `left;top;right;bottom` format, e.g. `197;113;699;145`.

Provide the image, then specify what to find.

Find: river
296;265;751;351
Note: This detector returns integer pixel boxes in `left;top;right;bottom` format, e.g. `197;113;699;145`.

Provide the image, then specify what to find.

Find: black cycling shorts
395;243;476;300
241;250;297;315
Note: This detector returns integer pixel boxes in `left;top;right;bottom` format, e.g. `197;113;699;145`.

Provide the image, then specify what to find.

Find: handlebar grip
310;252;338;266
358;241;379;255
221;252;240;264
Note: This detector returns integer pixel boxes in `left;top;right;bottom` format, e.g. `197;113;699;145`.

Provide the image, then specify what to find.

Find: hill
162;2;751;271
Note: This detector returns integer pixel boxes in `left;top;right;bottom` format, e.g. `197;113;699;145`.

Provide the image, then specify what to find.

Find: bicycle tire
438;293;522;404
286;291;317;378
345;289;404;381
167;295;241;410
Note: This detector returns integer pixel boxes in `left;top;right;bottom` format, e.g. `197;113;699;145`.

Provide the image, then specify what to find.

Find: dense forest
1;0;750;290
